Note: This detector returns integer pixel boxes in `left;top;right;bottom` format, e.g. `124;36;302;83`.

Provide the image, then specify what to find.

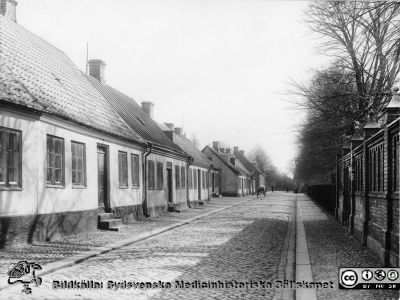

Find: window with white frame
71;141;86;186
131;154;140;188
0;127;22;188
47;135;64;185
118;151;128;187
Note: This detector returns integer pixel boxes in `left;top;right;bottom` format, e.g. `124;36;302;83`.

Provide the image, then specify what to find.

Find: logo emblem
362;270;373;281
387;270;399;281
341;270;358;287
7;261;42;294
374;270;386;281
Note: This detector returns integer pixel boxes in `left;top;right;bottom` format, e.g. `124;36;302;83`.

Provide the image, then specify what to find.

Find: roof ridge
203;145;243;175
81;73;145;144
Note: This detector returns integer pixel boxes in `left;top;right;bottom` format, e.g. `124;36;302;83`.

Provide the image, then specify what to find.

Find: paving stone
0;193;294;300
299;194;399;300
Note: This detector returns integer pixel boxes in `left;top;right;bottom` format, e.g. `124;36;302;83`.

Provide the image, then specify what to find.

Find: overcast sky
17;0;328;176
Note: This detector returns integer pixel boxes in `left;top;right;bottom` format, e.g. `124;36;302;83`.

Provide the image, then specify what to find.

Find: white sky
17;0;328;176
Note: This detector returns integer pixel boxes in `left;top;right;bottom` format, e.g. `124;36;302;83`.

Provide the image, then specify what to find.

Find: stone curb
295;194;317;300
0;196;257;291
273;194;296;300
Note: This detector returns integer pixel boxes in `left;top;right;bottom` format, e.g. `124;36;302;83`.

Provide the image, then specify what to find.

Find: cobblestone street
1;193;399;300
1;194;292;300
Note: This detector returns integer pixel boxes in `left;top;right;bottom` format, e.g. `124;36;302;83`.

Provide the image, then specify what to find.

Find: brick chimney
1;0;17;22
220;148;225;153
174;127;182;135
233;146;239;154
88;59;106;84
382;87;400;125
239;150;245;156
212;141;220;152
226;148;231;154
141;102;154;119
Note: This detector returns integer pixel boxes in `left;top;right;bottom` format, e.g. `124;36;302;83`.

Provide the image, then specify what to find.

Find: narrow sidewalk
0;196;256;286
299;194;399;300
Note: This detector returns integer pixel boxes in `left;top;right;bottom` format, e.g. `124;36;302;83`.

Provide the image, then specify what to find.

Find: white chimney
88;59;106;84
1;0;17;22
164;123;174;130
212;141;220;152
174;127;182;135
141;102;154;119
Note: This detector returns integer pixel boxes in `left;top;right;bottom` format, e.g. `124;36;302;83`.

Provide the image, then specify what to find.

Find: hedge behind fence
306;184;336;215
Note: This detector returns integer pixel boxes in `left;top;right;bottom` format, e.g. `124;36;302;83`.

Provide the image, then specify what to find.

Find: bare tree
248;145;277;178
292;66;356;182
306;1;400;118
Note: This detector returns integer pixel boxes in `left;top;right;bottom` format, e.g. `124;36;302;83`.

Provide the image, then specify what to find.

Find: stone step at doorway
98;212;123;231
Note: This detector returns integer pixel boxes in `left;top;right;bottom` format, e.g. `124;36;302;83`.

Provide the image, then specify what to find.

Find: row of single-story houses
0;1;266;245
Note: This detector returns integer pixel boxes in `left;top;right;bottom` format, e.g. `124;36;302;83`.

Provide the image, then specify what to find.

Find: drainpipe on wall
186;156;194;208
142;142;153;217
207;166;211;200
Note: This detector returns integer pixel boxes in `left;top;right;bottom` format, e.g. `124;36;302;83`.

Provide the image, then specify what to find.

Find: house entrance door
167;164;173;203
198;170;201;200
212;173;215;193
97;145;109;212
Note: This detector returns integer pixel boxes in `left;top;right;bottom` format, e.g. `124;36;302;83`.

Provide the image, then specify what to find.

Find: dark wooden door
167;168;173;203
212;173;215;193
198;170;201;200
97;146;108;212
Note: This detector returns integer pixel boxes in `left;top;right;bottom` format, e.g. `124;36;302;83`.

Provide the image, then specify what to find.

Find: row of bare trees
248;145;293;190
293;1;400;182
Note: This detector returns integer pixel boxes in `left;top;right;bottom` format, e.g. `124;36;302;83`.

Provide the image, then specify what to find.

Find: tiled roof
171;133;211;167
236;152;263;176
203;146;247;176
0;15;143;143
234;158;252;176
86;75;185;153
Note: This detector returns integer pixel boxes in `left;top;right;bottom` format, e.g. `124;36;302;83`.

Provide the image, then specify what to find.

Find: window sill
72;185;87;189
132;186;140;189
119;186;129;189
46;184;66;189
0;186;23;191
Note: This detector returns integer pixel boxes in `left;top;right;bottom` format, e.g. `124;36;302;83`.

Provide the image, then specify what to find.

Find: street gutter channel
274;195;296;300
295;194;317;300
0;196;258;292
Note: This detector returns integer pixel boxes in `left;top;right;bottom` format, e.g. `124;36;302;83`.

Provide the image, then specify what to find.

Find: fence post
361;138;369;245
383;125;392;266
349;136;363;234
335;154;341;219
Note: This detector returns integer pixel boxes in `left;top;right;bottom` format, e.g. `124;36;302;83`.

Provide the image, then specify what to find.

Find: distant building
159;124;221;204
202;142;252;197
233;147;265;193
